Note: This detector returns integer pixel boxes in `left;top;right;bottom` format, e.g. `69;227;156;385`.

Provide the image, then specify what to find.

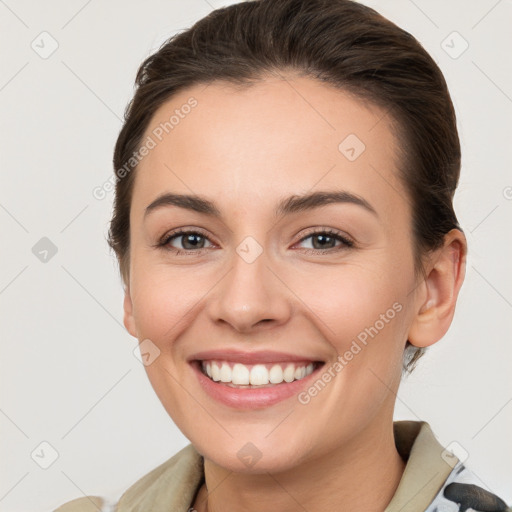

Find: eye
295;229;354;254
156;227;354;256
158;229;214;255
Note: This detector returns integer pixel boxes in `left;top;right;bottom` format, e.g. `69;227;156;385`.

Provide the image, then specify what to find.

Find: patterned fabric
426;460;509;512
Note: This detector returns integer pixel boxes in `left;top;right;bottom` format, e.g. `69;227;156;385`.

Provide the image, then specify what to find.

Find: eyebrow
144;190;378;220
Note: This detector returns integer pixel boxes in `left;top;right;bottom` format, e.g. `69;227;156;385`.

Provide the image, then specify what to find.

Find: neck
193;418;406;512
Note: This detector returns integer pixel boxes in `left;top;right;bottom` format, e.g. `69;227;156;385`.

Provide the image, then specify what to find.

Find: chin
191;432;314;475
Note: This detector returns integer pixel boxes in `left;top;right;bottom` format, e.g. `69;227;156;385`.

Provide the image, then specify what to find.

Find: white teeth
232;363;250;385
211;362;220;381
283;364;295;383
201;360;316;386
269;364;284;384
220;362;231;382
250;364;269;385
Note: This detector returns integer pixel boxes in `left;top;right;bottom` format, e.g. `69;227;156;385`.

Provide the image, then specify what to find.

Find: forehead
133;75;408;224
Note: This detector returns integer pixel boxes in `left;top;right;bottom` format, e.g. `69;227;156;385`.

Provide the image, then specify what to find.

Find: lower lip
191;361;323;409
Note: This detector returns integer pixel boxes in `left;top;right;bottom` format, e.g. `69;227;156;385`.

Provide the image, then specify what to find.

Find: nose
207;245;292;333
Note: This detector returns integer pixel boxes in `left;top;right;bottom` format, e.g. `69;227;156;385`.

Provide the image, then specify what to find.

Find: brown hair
108;0;463;374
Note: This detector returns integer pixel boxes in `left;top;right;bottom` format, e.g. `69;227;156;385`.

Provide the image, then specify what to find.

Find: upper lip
189;350;323;365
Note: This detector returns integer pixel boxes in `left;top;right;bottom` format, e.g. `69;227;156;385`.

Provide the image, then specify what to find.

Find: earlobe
123;285;138;338
408;229;467;348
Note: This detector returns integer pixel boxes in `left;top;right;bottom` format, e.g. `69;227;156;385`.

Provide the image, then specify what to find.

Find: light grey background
1;0;511;510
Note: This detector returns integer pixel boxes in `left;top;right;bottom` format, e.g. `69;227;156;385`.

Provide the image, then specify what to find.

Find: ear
123;284;138;338
408;229;467;348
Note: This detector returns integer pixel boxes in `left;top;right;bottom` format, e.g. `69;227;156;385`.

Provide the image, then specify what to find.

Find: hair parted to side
108;0;463;375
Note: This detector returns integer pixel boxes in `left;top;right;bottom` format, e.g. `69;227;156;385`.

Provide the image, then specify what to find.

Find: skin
122;74;466;512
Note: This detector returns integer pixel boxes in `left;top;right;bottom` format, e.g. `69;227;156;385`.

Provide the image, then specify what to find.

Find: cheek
130;268;206;346
305;263;410;392
299;264;405;340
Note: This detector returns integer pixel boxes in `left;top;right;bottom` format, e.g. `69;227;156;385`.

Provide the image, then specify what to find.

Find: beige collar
384;421;454;511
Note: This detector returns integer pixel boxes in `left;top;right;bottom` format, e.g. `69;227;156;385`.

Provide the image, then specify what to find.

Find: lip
189;349;322;365
190;356;324;409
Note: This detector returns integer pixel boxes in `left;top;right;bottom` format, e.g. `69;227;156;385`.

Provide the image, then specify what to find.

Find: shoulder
53;495;108;512
53;444;203;512
115;443;203;510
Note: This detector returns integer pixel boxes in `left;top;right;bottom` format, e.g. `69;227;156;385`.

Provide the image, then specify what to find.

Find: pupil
313;234;333;249
183;234;203;250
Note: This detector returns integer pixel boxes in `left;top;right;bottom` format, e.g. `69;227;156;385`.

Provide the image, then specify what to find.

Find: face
123;75;423;473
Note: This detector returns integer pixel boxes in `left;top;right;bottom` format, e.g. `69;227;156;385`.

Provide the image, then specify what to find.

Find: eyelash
156;227;355;256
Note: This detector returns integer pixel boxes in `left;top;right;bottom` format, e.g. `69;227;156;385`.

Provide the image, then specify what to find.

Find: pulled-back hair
108;0;463;374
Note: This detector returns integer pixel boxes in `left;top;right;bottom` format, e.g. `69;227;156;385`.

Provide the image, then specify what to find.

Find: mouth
189;351;325;409
198;360;320;388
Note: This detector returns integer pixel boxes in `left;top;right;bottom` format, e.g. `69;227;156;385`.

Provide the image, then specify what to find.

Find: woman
56;0;510;510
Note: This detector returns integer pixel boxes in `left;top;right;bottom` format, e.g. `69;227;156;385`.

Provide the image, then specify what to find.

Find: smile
188;350;326;408
200;360;317;388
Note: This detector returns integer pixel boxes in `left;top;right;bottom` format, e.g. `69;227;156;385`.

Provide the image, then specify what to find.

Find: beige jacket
54;420;510;512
